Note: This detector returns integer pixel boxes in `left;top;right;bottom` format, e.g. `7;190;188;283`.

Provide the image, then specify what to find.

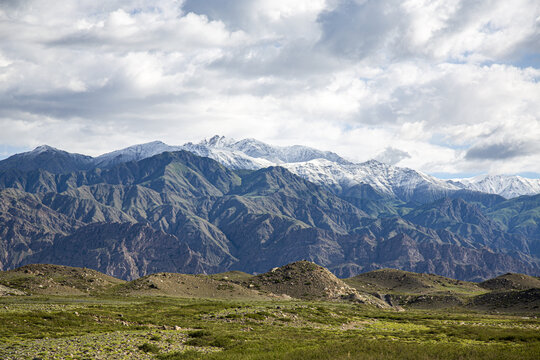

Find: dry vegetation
113;272;270;300
479;273;540;291
0;264;124;295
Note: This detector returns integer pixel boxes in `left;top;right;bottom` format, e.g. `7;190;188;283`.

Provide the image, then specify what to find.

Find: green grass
0;295;539;359
139;342;161;353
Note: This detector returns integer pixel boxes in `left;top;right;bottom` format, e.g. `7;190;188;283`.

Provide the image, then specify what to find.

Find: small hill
344;268;484;296
479;273;540;291
470;288;540;313
115;272;269;300
0;264;124;295
247;261;389;307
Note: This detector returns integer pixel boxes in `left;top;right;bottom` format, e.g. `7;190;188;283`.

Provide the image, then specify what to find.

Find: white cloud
0;0;539;177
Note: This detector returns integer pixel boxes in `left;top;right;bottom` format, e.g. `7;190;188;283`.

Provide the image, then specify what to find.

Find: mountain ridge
2;136;538;200
0;147;538;281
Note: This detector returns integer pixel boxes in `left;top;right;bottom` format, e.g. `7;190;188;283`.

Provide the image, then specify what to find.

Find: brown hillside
248;261;389;307
0;264;124;295
115;272;270;300
345;268;484;296
479;273;540;291
470;288;540;313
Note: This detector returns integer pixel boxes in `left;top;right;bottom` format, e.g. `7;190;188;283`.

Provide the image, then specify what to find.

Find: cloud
375;147;411;165
316;0;540;64
317;0;405;61
183;0;327;36
182;0;255;30
465;141;538;160
0;0;539;177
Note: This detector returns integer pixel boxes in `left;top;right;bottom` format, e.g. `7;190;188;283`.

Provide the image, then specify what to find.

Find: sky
0;0;539;178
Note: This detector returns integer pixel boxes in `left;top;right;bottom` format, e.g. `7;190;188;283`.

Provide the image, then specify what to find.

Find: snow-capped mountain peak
193;135;353;165
450;174;540;199
23;136;538;200
198;135;238;148
282;157;460;201
30;145;61;154
94;140;180;167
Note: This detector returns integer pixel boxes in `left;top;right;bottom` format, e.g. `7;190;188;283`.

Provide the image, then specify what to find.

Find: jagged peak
359;159;392;168
199;135;237;148
30;145;61;154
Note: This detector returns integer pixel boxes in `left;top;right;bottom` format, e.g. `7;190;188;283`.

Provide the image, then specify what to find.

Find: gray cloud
375;147;411;165
182;0;252;30
465;141;539;160
316;0;540;64
317;0;406;61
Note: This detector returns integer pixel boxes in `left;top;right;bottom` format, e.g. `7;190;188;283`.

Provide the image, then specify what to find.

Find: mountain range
3;136;539;200
0;136;539;281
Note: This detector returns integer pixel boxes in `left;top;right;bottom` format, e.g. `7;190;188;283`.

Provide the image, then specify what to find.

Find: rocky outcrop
0;284;25;296
248;261;390;307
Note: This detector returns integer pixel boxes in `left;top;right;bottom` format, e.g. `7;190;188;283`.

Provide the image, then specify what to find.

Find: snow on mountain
25;135;539;199
283;159;460;201
94;136;274;170
181;136;460;201
30;145;59;154
184;135;352;166
230;137;352;165
181;136;462;201
180;140;273;170
93;141;181;168
449;175;540;199
197;135;238;148
0;145;94;173
185;136;539;200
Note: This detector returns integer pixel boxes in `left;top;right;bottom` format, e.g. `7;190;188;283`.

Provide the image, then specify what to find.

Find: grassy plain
0;294;539;359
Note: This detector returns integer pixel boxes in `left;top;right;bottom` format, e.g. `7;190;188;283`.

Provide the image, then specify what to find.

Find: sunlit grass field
1;295;539;359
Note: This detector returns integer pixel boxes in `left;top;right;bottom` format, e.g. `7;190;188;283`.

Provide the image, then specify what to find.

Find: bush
245;313;266;321
138;342;161;353
187;330;211;338
185;330;234;349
